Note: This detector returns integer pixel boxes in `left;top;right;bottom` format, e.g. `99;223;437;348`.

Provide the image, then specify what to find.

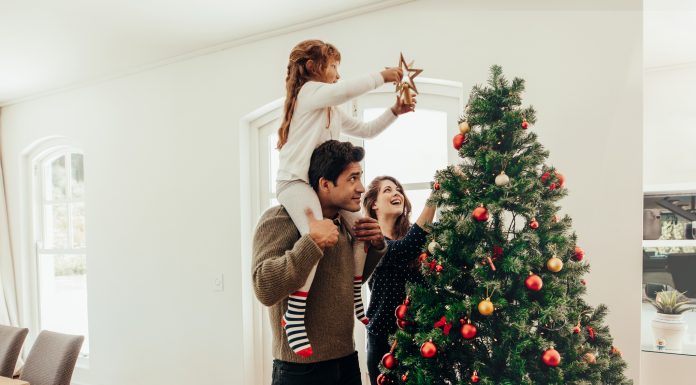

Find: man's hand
305;208;339;250
353;217;385;249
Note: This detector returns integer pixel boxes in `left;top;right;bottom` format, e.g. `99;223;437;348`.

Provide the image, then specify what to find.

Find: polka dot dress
366;224;427;337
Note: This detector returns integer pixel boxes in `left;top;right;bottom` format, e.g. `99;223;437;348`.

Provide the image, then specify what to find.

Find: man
252;140;385;385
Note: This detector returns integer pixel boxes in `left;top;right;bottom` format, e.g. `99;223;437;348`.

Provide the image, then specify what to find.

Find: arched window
31;147;89;358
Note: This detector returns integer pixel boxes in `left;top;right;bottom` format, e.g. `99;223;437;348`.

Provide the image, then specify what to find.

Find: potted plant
649;290;696;351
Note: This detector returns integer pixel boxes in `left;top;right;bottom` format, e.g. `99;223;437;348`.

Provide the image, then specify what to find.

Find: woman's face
372;179;405;217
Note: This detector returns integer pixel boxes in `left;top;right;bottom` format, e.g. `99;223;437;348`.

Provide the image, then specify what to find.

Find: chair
0;324;29;377
19;330;84;385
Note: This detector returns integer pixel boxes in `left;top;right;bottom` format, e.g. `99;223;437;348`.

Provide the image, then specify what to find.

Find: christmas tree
378;66;632;385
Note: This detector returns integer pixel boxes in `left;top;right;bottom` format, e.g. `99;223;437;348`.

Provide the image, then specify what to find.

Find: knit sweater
277;72;397;183
252;206;386;363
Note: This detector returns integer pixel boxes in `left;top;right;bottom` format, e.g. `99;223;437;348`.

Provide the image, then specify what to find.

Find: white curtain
0;155;20;327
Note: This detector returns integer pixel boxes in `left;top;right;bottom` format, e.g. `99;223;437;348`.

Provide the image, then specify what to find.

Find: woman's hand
381;67;403;83
391;95;416;116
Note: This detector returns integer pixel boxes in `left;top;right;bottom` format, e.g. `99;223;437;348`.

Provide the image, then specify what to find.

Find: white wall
644;65;696;188
0;1;642;384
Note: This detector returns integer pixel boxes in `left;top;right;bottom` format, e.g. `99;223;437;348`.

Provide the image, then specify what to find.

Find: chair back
19;330;84;385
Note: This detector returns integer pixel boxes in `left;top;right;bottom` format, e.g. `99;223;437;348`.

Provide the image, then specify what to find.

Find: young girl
276;39;413;357
361;176;436;385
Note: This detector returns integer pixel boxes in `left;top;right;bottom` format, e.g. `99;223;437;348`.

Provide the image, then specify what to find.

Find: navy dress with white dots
365;224;427;384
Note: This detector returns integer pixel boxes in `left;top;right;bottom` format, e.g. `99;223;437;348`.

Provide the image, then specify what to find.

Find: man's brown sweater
252;206;385;363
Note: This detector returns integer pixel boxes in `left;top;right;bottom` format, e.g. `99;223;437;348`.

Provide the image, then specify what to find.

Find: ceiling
0;0;405;106
1;0;694;106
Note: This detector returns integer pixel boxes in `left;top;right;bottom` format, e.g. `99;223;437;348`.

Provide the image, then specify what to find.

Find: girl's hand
390;95;416;116
381;67;403;83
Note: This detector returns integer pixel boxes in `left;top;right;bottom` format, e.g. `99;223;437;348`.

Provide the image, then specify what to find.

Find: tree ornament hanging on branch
525;272;543;291
460;319;478;339
495;171;510;186
376;373;394;385
574;246;585;261
453;133;467;150
434;315;452;335
529;218;540;229
478;298;495;316
459;121;471;134
471;370;480;383
420;339;438;358
546;255;563;272
381;340;398;369
428;240;440;254
521;118;529;129
542;348;561;367
472;205;489;222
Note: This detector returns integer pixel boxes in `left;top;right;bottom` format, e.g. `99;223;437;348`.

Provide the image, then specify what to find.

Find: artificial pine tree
378;66;632;385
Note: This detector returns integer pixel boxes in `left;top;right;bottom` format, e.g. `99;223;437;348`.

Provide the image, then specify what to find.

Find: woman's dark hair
362;176;412;240
308;140;364;191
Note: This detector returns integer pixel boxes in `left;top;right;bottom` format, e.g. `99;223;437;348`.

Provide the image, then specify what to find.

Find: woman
362;176;436;385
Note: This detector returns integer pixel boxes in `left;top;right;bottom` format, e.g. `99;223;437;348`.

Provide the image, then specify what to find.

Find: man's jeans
271;351;362;385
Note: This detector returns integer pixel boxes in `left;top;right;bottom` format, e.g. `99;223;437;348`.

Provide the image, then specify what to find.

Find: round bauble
420;340;437;358
525;273;543;291
472;206;489;222
453;133;467;150
428;240;440;254
459;121;471;134
478;298;494;316
395;304;408;320
381;352;397;369
542;348;561;367
461;323;477;339
495;171;510;186
574;246;585;261
546;256;563;272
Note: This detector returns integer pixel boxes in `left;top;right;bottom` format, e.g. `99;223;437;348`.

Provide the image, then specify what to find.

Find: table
0;377;28;385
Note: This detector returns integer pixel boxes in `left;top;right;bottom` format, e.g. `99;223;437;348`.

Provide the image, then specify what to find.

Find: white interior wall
0;1;643;384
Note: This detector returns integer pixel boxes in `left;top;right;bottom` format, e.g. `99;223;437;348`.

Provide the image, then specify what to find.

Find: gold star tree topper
396;52;423;106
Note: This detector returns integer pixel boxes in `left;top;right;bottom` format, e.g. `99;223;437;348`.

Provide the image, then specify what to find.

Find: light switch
213;273;224;292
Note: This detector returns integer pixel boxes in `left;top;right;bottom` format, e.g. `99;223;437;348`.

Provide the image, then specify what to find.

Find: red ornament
377;373;393;385
434;181;441;191
420;340;437;358
521;119;529;129
381;352;397;369
493;246;503;258
471;370;480;383
574;246;585;261
525;273;543;291
418;252;428;263
396;318;411;330
453;133;467;150
542;348;561;367
549;182;557;190
461;322;478;339
581;279;587;285
573;324;581;334
435;264;443;273
541;172;551;183
472;205;489;222
401;372;409;382
529;218;539;229
556;172;565;187
587;326;595;340
395;304;408;320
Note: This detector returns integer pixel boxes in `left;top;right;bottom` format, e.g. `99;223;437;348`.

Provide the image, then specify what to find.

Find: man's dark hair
308;140;365;191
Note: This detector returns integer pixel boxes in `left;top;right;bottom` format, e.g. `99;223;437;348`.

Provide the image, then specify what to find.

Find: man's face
326;162;364;212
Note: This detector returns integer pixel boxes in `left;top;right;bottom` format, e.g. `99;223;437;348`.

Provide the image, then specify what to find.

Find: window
34;150;89;356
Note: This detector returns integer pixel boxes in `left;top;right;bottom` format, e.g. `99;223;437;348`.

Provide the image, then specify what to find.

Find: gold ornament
583;352;597;364
478;298;494;316
546;256;563;273
459;121;471;134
